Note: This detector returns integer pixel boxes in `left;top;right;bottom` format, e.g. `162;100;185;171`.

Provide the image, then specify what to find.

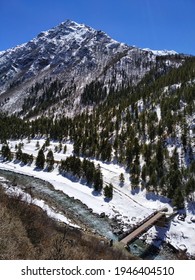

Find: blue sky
1;0;194;55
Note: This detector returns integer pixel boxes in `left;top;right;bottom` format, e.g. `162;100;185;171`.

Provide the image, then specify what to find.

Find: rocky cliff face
0;20;183;117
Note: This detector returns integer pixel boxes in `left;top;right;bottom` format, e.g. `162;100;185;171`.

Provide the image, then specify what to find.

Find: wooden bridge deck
120;211;165;245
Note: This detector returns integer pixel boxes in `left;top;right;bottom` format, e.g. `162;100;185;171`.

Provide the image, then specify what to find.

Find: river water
0;168;179;260
128;239;178;260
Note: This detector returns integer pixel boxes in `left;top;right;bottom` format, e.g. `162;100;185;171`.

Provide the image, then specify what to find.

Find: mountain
0;20;185;117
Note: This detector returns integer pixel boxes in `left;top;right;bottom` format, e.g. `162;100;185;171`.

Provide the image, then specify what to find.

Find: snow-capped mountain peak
0;20;183;117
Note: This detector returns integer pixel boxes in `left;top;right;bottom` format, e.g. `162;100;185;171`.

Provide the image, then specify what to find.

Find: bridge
119;210;166;246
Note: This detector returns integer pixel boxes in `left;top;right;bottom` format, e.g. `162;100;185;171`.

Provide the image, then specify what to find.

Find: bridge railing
119;210;165;242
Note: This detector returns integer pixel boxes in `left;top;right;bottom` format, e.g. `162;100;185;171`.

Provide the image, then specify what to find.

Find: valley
0;19;195;260
0;138;195;259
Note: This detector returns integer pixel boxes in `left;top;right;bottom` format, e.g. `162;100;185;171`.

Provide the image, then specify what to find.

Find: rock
178;244;187;252
113;229;123;235
190;217;195;223
100;212;105;218
99;240;105;246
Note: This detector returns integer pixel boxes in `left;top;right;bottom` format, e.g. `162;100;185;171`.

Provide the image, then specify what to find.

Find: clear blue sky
1;0;195;55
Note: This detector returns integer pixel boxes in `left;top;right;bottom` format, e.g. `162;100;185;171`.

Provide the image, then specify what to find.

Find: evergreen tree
1;144;12;161
172;187;184;209
45;138;50;147
170;148;179;170
46;149;54;171
142;143;151;165
166;169;182;199
119;173;125;186
36;141;40;149
147;172;158;192
29;154;34;165
82;158;95;185
130;160;140;189
185;176;195;200
100;140;112;162
58;142;62;152
20;152;33;165
93;165;103;192
15;145;23;161
35;149;45;169
156;140;164;166
63;145;67;154
141;164;147;183
104;183;113;200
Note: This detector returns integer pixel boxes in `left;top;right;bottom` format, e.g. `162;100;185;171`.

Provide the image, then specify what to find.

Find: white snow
143;48;178;56
0;139;195;258
156;105;161;121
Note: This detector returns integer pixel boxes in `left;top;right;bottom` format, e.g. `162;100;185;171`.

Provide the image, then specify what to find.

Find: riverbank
0;170;120;241
0;180;136;260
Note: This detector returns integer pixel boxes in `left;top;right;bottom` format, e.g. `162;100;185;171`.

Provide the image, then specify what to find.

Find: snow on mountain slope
0;20;182;117
143;48;178;56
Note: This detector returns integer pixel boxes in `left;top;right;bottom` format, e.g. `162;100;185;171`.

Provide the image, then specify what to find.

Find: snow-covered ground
0;139;195;258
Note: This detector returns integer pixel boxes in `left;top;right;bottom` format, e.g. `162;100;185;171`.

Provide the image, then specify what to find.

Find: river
0;168;179;260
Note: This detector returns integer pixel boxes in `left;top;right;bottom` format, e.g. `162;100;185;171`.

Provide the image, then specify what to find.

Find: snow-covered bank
0;177;80;229
0;139;195;258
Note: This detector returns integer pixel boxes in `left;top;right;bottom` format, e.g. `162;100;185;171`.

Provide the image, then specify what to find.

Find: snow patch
143;48;178;56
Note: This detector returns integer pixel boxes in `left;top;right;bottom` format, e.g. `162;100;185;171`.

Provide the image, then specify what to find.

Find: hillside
1;56;194;208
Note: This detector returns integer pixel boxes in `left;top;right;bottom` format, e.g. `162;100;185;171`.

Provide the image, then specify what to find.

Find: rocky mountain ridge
0;19;186;117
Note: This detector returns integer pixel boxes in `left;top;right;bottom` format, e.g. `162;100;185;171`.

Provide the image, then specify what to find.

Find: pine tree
15;145;23;161
104;183;113;200
147;171;158;192
63;145;67;154
156;140;164;166
119;173;125;186
172;187;184;209
46;149;54;171
141;164;147;182
45;138;50;147
35;149;45;169
166;169;182;199
58;142;62;152
36;141;40;149
93;165;103;192
130;160;140;189
1;144;12;161
82;158;95;185
185;176;195;200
